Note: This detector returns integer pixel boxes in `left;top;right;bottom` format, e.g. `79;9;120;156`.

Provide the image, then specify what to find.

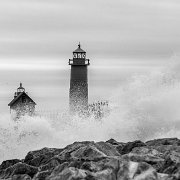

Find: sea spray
1;57;180;162
110;56;180;140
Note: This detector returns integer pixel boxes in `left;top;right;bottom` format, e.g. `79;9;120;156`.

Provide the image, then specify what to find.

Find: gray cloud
0;0;180;59
0;0;180;112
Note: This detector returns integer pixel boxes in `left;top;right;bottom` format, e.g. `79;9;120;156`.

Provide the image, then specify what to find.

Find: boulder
33;170;52;180
71;145;107;161
157;173;172;180
128;146;165;171
0;159;21;171
131;146;163;158
153;145;180;156
7;174;31;180
39;157;61;171
106;138;120;146
2;138;180;179
159;151;180;174
57;141;120;162
119;140;146;154
90;168;116;180
0;162;38;179
122;153;165;172
117;160;158;180
57;141;95;161
24;147;62;167
47;162;69;178
95;141;121;156
116;144;125;154
81;157;120;173
47;167;88;180
173;169;180;180
146;138;180;147
46;156;158;180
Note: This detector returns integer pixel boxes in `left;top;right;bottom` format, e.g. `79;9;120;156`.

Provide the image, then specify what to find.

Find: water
1;57;180;162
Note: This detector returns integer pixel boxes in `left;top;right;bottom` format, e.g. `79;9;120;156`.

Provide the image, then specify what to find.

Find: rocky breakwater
1;138;180;179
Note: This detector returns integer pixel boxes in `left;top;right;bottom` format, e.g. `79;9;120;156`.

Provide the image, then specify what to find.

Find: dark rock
122;152;165;171
68;159;85;169
153;145;180;156
46;162;69;180
157;173;172;180
173;169;180;180
95;141;120;156
47;167;88;180
0;159;21;171
26;154;49;167
159;151;180;175
128;146;165;171
131;146;163;157
3;138;180;179
71;145;107;160
106;138;120;146
24;147;62;167
33;170;52;180
116;144;125;154
6;174;31;180
146;138;180;147
81;161;101;172
57;141;94;161
57;141;120;162
40;157;61;171
47;156;118;179
81;156;120;173
132;162;158;179
47;156;158;180
117;160;158;180
0;162;38;179
120;140;146;154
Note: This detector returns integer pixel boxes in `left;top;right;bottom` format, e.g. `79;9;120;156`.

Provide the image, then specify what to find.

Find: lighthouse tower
69;43;90;114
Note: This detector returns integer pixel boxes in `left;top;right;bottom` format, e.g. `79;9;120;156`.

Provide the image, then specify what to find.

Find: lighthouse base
69;80;88;115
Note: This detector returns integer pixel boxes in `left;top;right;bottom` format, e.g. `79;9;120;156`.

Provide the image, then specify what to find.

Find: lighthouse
69;43;90;114
8;83;36;118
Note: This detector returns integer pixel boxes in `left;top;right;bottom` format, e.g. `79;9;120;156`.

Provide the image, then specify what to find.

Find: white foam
1;55;180;162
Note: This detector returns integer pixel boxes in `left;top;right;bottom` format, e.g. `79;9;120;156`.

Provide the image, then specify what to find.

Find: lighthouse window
73;54;77;58
82;53;86;58
78;53;81;58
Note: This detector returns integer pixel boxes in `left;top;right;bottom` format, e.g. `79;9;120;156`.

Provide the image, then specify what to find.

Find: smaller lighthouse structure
69;43;90;114
8;83;36;117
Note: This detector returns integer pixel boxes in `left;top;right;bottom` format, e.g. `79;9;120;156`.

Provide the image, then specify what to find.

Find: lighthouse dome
73;43;86;53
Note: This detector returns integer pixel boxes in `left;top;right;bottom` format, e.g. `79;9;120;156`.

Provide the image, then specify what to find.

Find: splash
1;56;180;162
110;55;180;141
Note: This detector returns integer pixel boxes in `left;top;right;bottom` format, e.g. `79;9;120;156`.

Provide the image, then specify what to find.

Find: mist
1;56;180;162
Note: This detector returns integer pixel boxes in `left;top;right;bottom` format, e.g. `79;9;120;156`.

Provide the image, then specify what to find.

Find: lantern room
69;43;90;66
17;82;25;95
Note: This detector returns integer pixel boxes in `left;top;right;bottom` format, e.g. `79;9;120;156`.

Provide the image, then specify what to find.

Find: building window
22;96;26;103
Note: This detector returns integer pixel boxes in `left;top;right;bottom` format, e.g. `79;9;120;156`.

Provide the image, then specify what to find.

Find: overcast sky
0;0;180;113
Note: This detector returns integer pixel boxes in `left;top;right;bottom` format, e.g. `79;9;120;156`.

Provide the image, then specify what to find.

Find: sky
0;0;180;113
